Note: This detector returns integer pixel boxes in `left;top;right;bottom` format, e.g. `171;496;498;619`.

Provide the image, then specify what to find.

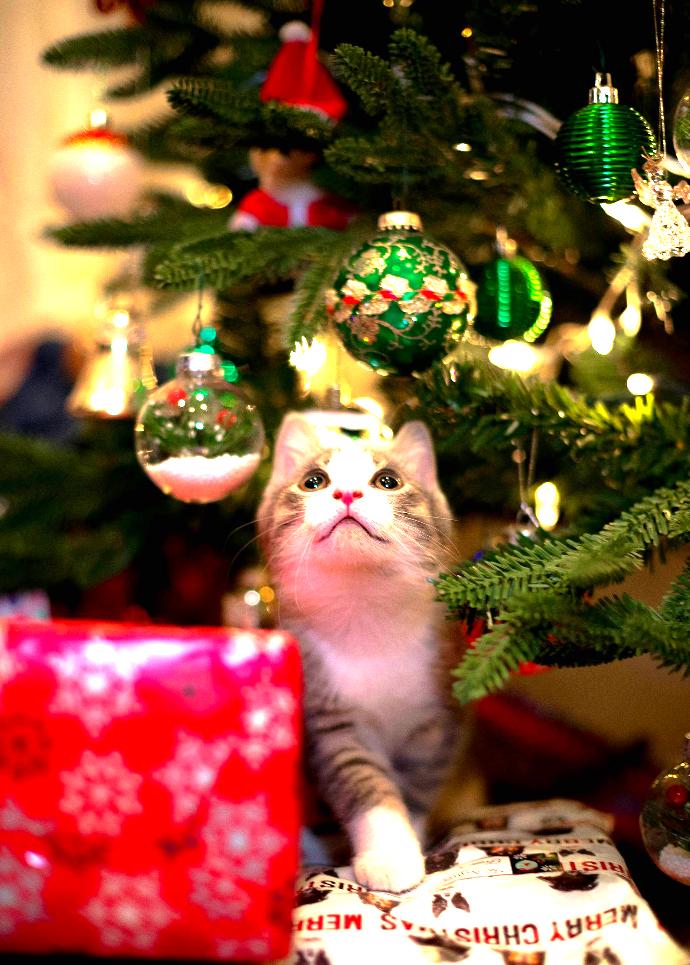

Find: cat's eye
372;470;402;491
300;470;330;491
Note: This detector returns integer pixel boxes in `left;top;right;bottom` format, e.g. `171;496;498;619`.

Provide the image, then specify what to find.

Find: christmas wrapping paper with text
0;618;302;961
294;800;688;965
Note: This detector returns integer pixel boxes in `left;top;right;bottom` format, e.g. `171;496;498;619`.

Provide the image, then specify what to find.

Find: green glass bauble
555;73;656;204
474;255;552;342
327;211;471;376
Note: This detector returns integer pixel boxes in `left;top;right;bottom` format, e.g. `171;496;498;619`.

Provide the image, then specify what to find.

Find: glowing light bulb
588;312;616;355
488;339;541;374
619;304;642;337
89;108;108;129
601;200;652;233
289;337;328;384
626;372;654;395
534;481;560;531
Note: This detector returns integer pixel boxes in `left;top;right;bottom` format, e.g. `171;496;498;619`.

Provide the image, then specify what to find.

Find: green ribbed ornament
474;255;552;342
327;211;471;376
555;72;656;204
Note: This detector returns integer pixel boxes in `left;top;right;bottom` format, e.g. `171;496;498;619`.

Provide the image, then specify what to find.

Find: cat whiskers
228;512;302;572
287;525;320;612
393;513;457;572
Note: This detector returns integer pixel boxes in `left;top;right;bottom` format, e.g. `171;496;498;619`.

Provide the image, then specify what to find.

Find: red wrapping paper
0;619;302;960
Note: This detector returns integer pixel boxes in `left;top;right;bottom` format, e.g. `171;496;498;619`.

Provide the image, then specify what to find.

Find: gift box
0;618;302;961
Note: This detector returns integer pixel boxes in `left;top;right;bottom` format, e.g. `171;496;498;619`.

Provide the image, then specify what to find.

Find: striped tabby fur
257;413;462;892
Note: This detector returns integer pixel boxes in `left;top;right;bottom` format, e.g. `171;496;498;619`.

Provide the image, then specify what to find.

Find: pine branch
286;225;370;348
168;77;335;147
153;227;337;290
42;27;149;70
417;359;690;529
450;590;689;705
437;478;690;614
387;28;465;131
168;77;260;123
45;199;227;249
452;616;543;704
330;45;399;116
325;133;440;183
660;559;690;635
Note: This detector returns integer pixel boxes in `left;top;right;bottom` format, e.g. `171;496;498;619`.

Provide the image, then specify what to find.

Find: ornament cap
176;349;223;378
377;210;423;232
589;72;619;105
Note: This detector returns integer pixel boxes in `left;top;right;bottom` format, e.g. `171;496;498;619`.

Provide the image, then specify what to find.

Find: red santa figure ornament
229;20;355;231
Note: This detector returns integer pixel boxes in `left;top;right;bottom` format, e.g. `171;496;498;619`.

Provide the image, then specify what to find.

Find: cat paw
352;844;425;894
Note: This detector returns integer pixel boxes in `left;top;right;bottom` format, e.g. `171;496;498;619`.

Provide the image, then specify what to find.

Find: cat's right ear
271;412;321;482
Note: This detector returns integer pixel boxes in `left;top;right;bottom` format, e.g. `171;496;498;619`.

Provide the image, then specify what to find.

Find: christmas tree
4;0;690;697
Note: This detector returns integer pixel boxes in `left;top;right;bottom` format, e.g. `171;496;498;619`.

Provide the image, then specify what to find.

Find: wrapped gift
294;799;688;964
0;618;302;961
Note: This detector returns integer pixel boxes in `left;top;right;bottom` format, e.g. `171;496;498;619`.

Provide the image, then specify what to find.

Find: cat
257;412;462;893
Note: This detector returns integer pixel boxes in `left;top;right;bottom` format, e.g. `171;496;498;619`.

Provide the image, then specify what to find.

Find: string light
289;336;328;387
487;339;542;374
619;284;642;336
454;142;472;152
601;200;652;232
534;481;560;531
588;311;616;355
89;107;108;129
627;372;655;395
185;182;233;209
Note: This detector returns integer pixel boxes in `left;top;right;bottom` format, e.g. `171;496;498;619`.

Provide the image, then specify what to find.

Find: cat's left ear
390;421;438;491
270;412;322;482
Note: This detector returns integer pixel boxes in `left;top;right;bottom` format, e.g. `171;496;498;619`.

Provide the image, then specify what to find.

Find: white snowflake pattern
153;732;232;822
0;630;20;685
60;750;142;835
47;647;142;737
220;631;261;667
0;798;53;835
82;870;177;951
239;670;296;767
202;796;286;883
215;935;271;958
0;846;48;935
265;631;291;655
189;855;251;920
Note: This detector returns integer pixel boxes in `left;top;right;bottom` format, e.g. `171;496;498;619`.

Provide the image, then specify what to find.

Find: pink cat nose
332;490;363;506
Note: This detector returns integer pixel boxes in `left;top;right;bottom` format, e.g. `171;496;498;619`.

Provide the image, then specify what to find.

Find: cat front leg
348;802;425;894
308;708;424;893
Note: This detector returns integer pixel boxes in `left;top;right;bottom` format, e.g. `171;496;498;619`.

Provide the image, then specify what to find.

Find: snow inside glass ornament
135;349;264;503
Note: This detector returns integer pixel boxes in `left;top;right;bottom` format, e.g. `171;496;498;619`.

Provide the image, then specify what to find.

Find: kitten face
258;414;453;579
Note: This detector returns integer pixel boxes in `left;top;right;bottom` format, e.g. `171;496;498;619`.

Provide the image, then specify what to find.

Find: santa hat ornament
50;110;143;221
260;18;347;123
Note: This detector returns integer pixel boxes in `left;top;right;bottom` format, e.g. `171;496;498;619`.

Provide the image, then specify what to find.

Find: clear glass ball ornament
673;90;690;174
134;349;264;503
640;733;690;885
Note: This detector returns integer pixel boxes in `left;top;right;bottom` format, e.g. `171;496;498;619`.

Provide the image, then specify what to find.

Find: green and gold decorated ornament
327;211;471;376
555;72;656;204
474;254;552;343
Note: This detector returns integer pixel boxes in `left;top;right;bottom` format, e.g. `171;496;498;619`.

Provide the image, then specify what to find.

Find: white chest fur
316;625;440;748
